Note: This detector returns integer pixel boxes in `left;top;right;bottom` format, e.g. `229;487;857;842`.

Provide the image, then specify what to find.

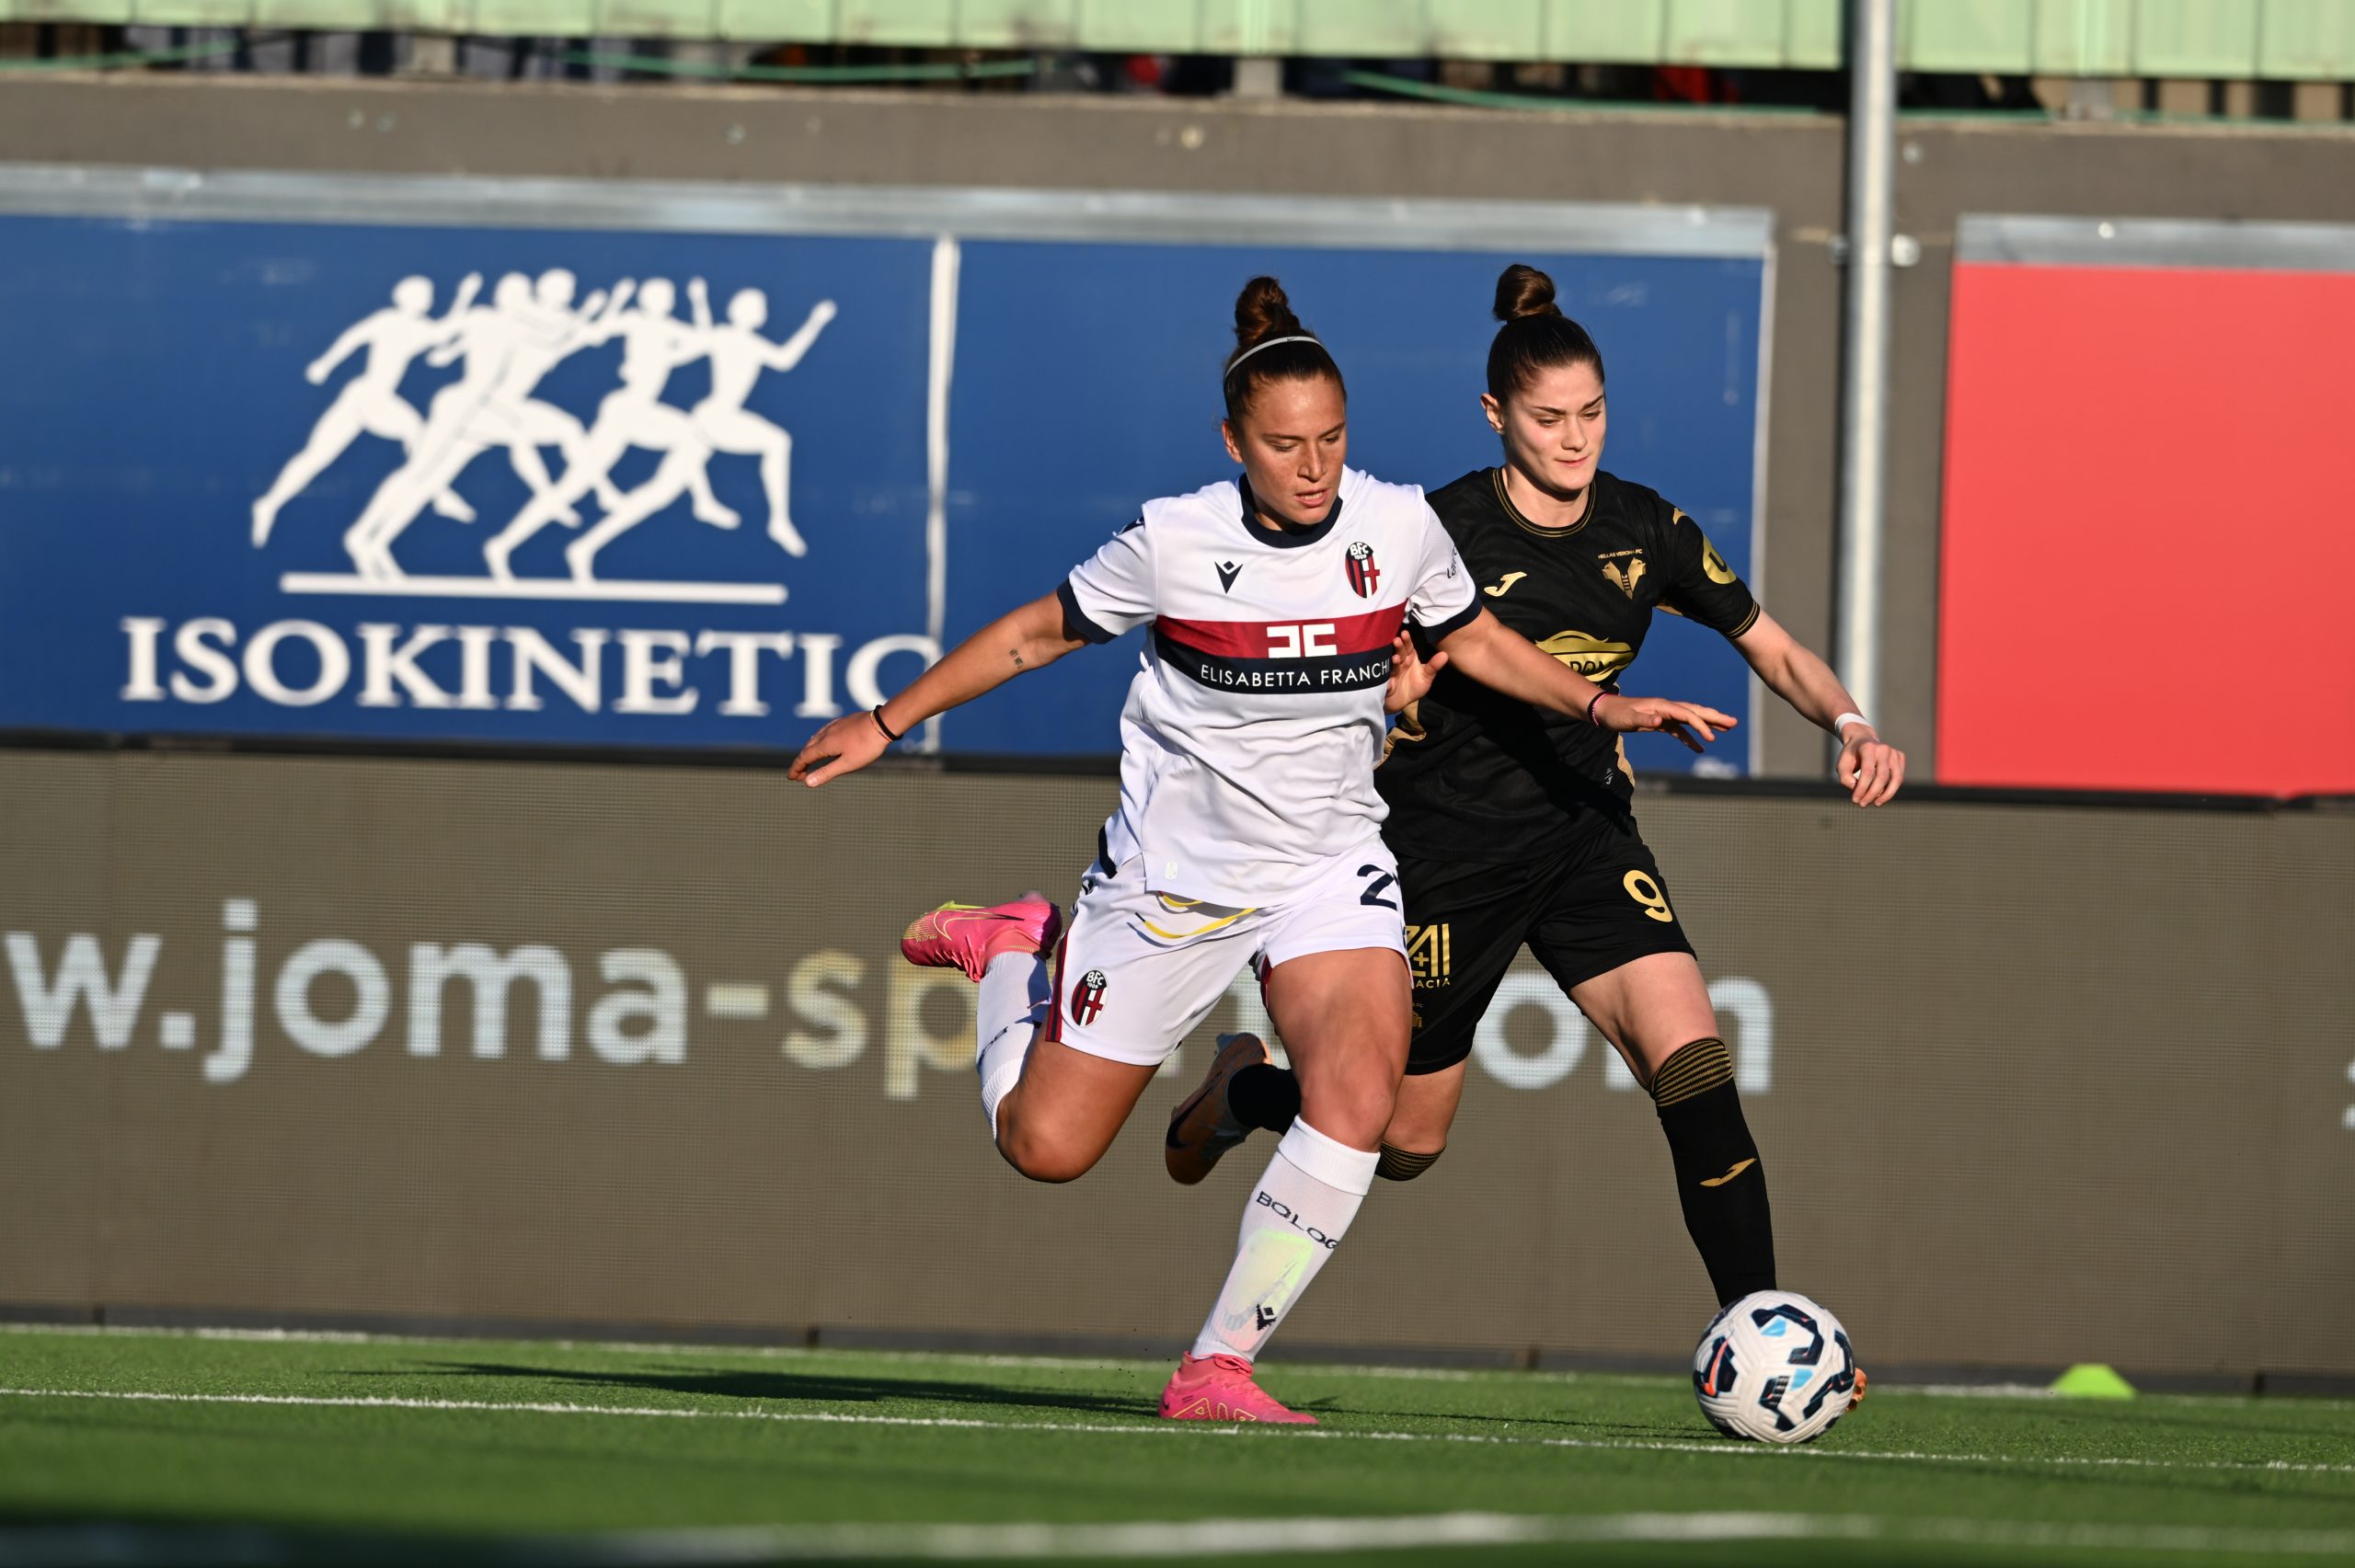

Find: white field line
3;1386;2351;1479
0;1323;2318;1410
0;1323;2271;1402
6;1511;2355;1564
0;1324;1580;1383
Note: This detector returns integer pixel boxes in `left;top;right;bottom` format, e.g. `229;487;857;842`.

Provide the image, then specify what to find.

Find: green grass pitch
3;1327;2352;1565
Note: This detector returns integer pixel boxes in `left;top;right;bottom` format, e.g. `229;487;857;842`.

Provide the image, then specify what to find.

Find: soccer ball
1692;1289;1859;1443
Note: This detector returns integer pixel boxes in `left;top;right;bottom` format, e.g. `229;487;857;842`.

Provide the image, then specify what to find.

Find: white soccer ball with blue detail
1692;1289;1859;1443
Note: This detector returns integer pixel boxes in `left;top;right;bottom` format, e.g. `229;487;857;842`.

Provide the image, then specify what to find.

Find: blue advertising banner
0;169;1770;772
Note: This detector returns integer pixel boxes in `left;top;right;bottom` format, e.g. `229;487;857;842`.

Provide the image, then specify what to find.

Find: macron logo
1216;561;1242;594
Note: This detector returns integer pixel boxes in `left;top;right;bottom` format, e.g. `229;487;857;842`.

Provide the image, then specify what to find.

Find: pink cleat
900;895;1060;982
1165;1032;1271;1185
1157;1353;1315;1425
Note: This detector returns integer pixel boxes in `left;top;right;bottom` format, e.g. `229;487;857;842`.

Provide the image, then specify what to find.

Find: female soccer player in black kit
1166;263;1904;1334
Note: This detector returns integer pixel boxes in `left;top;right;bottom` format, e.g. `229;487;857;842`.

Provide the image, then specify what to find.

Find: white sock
976;951;1048;1135
1190;1118;1377;1362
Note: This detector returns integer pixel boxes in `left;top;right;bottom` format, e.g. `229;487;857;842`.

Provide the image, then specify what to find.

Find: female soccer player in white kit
789;278;1735;1423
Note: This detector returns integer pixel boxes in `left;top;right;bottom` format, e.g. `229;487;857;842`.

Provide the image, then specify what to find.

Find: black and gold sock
1225;1063;1301;1133
1650;1036;1776;1307
1374;1143;1442;1182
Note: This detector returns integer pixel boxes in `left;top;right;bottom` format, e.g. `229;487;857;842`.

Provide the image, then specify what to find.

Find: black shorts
1396;812;1696;1076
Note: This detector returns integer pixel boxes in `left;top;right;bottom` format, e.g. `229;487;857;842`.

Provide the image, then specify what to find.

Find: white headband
1223;334;1324;379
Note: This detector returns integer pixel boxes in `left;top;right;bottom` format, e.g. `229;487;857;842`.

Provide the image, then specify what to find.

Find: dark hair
1222;276;1344;422
1486;263;1603;401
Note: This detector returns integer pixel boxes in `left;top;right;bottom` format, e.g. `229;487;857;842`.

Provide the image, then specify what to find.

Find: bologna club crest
1344;540;1381;598
1071;968;1109;1026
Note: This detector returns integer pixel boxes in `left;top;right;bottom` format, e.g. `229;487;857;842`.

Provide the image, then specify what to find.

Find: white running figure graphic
251;272;482;548
688;279;835;559
558;280;835;583
484;275;736;582
341;269;628;580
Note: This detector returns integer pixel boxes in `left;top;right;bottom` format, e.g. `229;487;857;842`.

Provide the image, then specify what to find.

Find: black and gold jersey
1377;467;1759;863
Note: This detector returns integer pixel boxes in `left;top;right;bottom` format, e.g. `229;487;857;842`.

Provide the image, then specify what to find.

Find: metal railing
4;2;2354;79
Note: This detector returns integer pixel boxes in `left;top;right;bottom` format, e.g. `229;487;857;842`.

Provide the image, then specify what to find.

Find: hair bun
1492;263;1562;324
1234;275;1306;349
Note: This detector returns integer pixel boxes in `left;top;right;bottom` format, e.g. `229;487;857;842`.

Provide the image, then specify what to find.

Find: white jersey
1059;466;1480;908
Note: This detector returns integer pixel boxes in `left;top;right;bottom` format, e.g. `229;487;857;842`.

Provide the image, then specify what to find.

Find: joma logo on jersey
1344;541;1381;598
1597;550;1648;598
1405;923;1452;990
1070;968;1109;1025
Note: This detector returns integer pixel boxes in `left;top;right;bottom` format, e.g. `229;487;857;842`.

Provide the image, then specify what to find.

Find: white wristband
1832;712;1871;738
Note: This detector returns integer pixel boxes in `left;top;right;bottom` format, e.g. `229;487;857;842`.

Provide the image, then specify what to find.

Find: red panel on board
1937;262;2355;795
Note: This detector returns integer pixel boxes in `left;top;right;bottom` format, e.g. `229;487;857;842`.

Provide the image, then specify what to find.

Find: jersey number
1358;866;1398;910
1624;870;1675;923
1267;623;1338;658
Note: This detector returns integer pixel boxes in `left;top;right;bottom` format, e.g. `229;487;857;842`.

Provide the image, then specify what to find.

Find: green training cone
2051;1363;2137;1399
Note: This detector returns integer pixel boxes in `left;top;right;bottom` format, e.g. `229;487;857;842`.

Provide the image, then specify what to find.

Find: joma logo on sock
1253;1190;1338;1249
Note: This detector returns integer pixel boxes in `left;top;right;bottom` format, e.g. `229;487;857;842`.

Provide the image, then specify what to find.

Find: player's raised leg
990;1039;1157;1183
899;892;1155;1183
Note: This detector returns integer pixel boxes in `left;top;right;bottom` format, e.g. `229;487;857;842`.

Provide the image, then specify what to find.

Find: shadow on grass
407;1362;1686;1431
397;1361;1722;1437
1292;1402;1696;1438
0;1519;822;1566
0;1399;926;1480
401;1361;1156;1421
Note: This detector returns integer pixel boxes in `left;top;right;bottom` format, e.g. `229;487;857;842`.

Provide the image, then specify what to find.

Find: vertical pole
1836;0;1897;737
921;235;959;756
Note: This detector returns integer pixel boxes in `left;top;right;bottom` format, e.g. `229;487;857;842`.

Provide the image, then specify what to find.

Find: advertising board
0;167;1771;771
3;750;2347;1375
1939;214;2355;795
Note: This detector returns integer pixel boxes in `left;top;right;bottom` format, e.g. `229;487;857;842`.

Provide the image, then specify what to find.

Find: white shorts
1040;841;1408;1069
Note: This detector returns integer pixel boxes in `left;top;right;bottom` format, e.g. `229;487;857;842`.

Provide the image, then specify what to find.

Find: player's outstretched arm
788;591;1086;787
1433;607;1736;754
1732;608;1904;807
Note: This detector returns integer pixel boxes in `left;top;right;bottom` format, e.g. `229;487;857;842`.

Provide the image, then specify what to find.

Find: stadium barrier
0;165;1769;774
10;79;2355;782
3;746;2347;1379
